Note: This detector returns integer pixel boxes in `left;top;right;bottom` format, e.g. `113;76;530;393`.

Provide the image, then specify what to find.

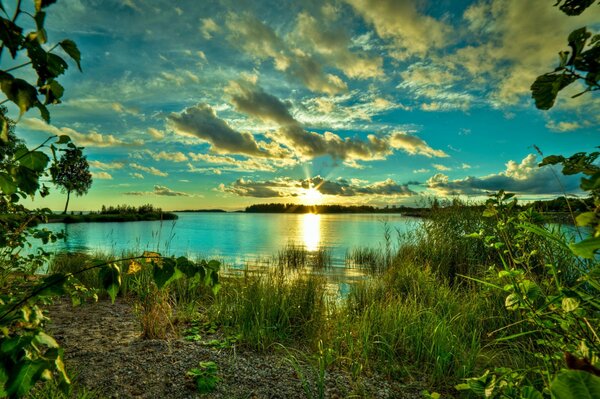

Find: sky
5;0;600;211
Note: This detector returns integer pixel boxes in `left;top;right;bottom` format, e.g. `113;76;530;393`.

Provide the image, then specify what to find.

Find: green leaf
531;73;577;110
570;236;600;259
59;40;82;71
555;0;596;16
568;27;592;60
0;173;17;195
0;17;23;58
99;264;121;303
37;273;68;297
35;102;50;123
576;212;596;227
0;75;40;116
6;359;49;397
540;155;566;167
176;256;197;278
1;335;34;358
522;386;544;399
551;370;600;399
581;173;600;191
46;53;68;77
153;258;182;289
18;151;49;172
33;332;59;348
56;135;71;144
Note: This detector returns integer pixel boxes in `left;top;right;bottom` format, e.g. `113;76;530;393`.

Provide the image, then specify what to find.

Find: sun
301;187;324;205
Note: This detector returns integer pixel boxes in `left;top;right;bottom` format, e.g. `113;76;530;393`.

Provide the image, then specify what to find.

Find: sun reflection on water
301;213;321;251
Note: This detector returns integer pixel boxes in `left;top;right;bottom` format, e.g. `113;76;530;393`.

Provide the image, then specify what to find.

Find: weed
187;361;220;394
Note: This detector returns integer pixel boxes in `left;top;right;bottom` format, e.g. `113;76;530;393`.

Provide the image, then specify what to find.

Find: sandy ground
46;298;423;399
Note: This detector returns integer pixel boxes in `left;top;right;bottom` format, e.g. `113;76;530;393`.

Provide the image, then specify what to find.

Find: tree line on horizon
244;196;594;214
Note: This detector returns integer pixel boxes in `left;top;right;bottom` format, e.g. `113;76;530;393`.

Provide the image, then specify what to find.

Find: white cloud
23;118;143;148
91;171;113;180
130;163;168;177
426;154;581;196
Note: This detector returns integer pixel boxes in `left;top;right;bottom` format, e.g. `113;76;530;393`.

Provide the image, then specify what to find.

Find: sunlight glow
301;187;323;205
301;213;321;251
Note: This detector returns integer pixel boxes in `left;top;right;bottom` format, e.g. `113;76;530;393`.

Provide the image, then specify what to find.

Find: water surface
41;213;420;269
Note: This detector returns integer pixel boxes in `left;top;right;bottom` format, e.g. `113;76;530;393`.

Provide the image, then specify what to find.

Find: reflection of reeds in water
345;247;387;274
276;243;332;270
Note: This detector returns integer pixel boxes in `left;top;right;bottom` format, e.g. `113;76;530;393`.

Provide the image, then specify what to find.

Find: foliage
50;145;92;214
0;3;86;394
460;186;599;397
186;361;219;394
99;204;165;215
530;1;599;109
0;0;81;137
540;151;600;259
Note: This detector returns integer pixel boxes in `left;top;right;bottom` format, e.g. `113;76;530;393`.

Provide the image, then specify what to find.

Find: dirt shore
46;298;424;399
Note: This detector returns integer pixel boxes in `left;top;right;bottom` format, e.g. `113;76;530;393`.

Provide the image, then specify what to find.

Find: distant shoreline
45;212;178;224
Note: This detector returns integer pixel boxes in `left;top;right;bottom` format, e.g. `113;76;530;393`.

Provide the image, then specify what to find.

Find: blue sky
6;0;600;210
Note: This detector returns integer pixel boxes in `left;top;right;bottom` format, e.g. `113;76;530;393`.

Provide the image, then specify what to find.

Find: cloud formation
130;163;168;177
227;81;447;164
426;154;581;196
23;118;143;148
219;175;416;198
124;185;191;197
168;104;276;157
345;0;452;59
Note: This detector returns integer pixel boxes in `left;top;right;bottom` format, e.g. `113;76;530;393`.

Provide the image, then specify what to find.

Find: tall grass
210;267;328;350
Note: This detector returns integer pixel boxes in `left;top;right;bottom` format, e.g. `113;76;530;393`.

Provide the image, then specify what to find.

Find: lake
40;213;421;270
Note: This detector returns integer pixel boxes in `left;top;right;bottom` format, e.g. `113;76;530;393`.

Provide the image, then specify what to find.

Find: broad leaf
6;359;49;397
99;264;121;303
0;173;17;195
56;135;71;144
551;370;600;399
0;17;23;58
555;0;596;15
18;151;49;172
176;256;197;278
59;39;82;71
153;258;182;289
570;237;600;259
0;76;40;116
37;273;68;297
531;73;577;110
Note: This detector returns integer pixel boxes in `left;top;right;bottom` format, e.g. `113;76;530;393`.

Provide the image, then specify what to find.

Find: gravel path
47;299;423;398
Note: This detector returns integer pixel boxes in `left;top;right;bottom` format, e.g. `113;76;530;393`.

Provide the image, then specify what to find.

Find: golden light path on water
301;213;321;251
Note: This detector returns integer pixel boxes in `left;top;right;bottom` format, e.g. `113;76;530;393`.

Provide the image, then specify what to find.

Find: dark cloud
228;81;445;163
305;176;416;196
229;82;296;125
219;175;416;198
168;104;268;157
218;178;294;198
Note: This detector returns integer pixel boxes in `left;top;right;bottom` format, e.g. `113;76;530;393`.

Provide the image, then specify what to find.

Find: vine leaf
153;258;182;289
551;370;600;399
531;73;577;110
99;263;121;303
59;40;82;71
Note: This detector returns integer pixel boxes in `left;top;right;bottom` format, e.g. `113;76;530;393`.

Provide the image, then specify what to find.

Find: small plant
187;361;220;394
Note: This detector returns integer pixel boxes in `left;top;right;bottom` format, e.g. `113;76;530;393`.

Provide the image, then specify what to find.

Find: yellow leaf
142;251;162;265
127;260;142;275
